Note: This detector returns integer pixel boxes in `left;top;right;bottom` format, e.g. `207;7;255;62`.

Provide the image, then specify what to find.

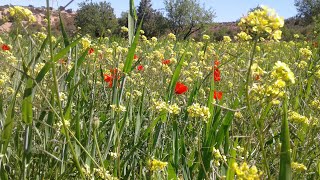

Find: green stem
245;39;271;178
46;0;85;178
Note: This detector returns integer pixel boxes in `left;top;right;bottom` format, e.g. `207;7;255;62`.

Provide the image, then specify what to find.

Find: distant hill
0;5;76;34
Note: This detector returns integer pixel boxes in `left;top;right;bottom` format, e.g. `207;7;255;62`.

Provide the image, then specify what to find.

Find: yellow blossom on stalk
238;6;284;40
299;47;312;60
187;103;210;122
212;147;227;166
232;162;263;180
288;111;309;125
167;33;176;41
223;36;232;43
271;61;295;84
203;34;210;41
8;6;36;23
237;31;252;41
120;26;129;33
148;159;168;171
251;63;266;78
81;37;91;49
315;69;320;79
291;162;307;172
110;104;126;112
297;61;308;69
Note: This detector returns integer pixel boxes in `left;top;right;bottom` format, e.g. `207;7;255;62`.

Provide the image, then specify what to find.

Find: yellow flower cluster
271;61;295;84
232;162;263;180
93;167;118;180
238;6;284;40
223;36;232;43
120;26;129;33
8;6;36;23
297;60;308;69
81;36;91;49
288;110;309;125
299;47;312;60
251;63;266;78
237;31;252;41
291;162;307;172
152;100;181;115
167;33;176;41
203;34;210;41
311;99;320;110
315;69;320;79
187;103;210;122
148;159;168;171
110;104;127;112
212;147;227;166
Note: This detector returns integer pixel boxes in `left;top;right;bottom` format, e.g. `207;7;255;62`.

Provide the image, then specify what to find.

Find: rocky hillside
0;5;76;34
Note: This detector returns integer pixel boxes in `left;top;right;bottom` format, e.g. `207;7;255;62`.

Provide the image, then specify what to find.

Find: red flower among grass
1;44;10;51
175;82;188;94
134;54;139;60
214;69;221;82
162;59;171;65
214;91;223;100
104;68;121;88
137;65;144;71
214;60;220;68
88;48;94;55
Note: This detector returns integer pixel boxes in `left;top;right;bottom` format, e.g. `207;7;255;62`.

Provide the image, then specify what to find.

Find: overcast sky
0;0;297;22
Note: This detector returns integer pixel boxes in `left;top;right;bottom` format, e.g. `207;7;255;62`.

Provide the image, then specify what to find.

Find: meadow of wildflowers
0;3;320;180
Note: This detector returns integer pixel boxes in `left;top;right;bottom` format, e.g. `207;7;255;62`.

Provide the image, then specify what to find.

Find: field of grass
0;2;320;180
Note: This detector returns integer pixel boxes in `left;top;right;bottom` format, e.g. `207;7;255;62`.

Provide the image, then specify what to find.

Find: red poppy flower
1;44;10;51
104;74;113;88
175;82;188;94
214;91;223;100
134;54;139;60
88;48;94;55
254;75;261;81
214;69;221;82
214;60;220;68
137;65;144;71
162;59;171;65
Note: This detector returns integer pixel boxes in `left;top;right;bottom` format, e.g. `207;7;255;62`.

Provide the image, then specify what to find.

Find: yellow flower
291;162;307;172
238;6;284;40
148;159;168;171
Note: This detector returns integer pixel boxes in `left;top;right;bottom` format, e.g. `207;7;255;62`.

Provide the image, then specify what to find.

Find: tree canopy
75;1;118;37
295;0;320;23
164;0;215;39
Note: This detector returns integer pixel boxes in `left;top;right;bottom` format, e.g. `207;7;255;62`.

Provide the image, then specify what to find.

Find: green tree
295;0;320;23
136;0;168;37
75;1;118;37
164;0;215;39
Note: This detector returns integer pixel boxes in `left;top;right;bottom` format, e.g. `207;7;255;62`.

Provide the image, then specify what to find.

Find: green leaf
279;94;292;180
123;20;142;74
59;12;70;47
128;0;137;44
168;163;178;180
22;78;34;124
226;139;238;180
53;36;82;62
167;53;186;101
66;48;89;82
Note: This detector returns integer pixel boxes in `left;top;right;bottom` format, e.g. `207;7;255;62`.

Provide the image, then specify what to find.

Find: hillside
0;5;76;34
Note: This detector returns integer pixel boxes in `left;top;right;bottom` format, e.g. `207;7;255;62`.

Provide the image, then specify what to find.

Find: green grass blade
66;48;89;82
167;53;186;101
59;12;70;47
279;94;292;180
52;36;82;62
22;78;34;125
123;20;142;74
